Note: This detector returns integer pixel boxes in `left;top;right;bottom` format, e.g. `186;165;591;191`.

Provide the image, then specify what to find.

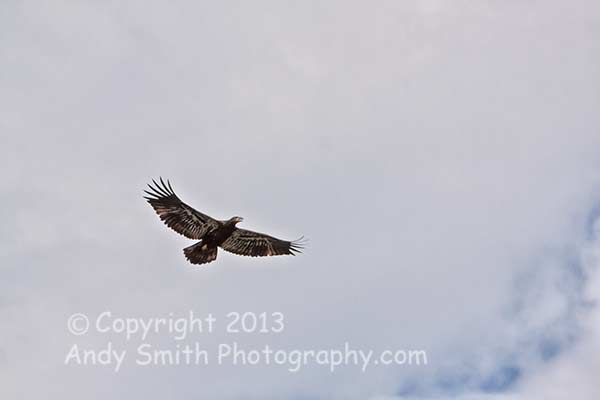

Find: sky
1;1;600;399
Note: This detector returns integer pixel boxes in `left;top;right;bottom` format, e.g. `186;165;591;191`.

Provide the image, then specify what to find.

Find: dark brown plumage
144;178;304;265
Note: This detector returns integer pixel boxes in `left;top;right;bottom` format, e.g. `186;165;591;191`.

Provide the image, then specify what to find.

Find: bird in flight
144;178;305;265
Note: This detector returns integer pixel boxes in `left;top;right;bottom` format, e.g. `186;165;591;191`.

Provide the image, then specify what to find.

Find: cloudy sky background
2;1;600;399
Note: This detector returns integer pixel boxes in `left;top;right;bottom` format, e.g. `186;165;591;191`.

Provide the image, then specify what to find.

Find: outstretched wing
144;178;219;239
220;228;304;257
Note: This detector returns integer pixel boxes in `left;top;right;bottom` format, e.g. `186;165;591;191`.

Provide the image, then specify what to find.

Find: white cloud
505;219;600;400
373;216;600;400
1;1;600;399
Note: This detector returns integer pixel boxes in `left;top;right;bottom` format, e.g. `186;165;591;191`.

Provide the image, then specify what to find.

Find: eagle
144;178;304;265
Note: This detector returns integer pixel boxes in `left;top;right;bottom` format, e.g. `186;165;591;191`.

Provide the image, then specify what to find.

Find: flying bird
144;178;304;265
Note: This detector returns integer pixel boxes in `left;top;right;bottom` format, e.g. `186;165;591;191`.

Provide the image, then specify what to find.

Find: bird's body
144;178;304;265
202;219;238;248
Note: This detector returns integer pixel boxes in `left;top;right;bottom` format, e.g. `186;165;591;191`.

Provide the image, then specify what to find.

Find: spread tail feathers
183;242;218;265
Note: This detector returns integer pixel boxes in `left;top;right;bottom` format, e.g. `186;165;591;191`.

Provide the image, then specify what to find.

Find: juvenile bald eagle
144;178;304;265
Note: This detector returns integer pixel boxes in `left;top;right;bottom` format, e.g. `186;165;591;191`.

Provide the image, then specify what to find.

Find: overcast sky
2;1;600;399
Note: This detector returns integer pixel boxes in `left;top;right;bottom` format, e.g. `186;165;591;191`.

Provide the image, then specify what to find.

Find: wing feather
144;178;219;239
220;229;304;257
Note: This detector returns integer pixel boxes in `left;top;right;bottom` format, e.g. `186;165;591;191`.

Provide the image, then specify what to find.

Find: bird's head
229;216;244;225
